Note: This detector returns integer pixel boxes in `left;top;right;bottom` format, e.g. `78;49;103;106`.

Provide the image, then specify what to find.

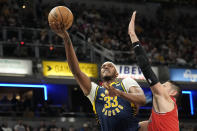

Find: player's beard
102;71;117;82
102;76;113;81
102;73;117;82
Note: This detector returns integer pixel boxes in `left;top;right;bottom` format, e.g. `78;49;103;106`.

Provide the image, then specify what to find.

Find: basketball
48;6;73;32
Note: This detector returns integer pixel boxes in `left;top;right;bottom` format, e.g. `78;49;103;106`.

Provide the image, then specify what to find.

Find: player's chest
95;87;126;117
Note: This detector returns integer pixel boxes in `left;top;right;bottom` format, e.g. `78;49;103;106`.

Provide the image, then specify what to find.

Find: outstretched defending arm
128;11;168;98
53;22;92;96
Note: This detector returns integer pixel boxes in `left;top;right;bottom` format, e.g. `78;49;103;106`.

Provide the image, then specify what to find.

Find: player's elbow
78;84;91;96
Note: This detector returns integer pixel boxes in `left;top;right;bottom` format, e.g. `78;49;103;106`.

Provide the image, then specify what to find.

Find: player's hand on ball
50;22;69;38
128;11;136;36
48;6;73;39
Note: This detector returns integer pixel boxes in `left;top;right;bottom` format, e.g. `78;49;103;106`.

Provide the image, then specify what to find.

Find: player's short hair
168;80;182;105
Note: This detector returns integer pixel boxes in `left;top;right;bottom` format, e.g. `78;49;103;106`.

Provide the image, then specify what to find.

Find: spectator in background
0;125;2;131
14;120;25;131
68;126;75;131
11;94;18;104
1;122;12;131
47;120;58;131
23;107;34;118
24;124;32;131
1;1;197;65
79;123;90;131
0;96;10;104
38;121;47;131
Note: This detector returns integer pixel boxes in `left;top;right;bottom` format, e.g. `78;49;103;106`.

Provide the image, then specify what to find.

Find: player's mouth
103;70;110;73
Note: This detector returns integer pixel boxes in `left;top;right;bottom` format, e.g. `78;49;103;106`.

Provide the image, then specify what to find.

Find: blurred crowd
0;94;69;117
0;120;197;131
0;0;197;66
70;3;197;66
0;121;197;131
180;123;197;131
0;120;98;131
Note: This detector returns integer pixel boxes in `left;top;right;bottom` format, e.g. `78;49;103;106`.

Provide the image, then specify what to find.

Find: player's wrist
129;32;136;37
63;34;71;42
129;33;139;44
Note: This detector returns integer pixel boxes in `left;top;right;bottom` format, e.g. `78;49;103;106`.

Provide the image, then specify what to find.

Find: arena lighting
22;5;26;9
0;83;47;100
182;91;194;115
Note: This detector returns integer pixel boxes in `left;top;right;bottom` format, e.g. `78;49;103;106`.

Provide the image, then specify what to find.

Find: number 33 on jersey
93;81;138;118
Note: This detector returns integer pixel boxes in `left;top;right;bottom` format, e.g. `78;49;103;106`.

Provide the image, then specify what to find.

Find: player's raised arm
128;11;168;98
51;22;92;96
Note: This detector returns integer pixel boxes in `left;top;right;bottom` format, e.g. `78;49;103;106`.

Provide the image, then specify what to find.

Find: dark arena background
0;0;197;130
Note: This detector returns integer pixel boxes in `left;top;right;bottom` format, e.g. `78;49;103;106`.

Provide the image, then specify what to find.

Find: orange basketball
48;6;73;32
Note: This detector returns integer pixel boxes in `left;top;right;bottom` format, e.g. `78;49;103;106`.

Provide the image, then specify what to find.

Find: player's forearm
63;36;81;76
129;34;159;86
129;33;139;44
129;34;166;96
118;90;146;105
63;36;91;96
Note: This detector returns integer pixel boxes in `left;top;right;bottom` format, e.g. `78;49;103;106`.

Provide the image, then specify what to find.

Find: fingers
128;11;136;35
103;83;116;97
105;90;109;96
105;89;115;97
103;83;109;89
108;86;115;90
103;83;115;90
104;86;117;97
131;11;136;22
50;21;69;38
56;22;65;32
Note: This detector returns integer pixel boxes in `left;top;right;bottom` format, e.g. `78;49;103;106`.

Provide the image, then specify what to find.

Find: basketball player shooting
52;13;146;131
128;11;180;131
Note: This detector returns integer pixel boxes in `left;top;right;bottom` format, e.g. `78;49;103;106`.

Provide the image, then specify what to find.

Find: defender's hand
128;11;139;43
128;11;136;36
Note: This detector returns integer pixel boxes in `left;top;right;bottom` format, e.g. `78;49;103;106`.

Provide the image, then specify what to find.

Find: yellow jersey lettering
112;110;116;116
104;110;108;116
104;97;111;109
118;105;123;110
99;98;103;101
102;108;106;113
101;93;105;97
111;96;118;107
108;110;111;116
115;108;120;113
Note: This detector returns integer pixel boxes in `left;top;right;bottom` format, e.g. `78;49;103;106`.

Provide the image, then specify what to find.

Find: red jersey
148;97;179;131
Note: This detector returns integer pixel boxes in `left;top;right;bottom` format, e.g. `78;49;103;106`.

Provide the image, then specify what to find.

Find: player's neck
103;78;117;84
